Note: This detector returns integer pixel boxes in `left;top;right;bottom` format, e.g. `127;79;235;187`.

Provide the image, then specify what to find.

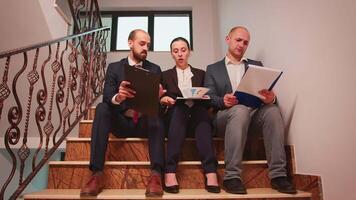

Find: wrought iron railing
68;0;103;34
0;24;109;199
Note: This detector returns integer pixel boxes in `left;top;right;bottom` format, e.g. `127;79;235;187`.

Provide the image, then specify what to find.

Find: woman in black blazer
160;37;220;193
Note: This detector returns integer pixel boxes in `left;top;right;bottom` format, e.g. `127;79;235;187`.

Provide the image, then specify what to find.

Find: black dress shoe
271;176;297;194
223;178;247;194
204;176;221;193
164;184;179;193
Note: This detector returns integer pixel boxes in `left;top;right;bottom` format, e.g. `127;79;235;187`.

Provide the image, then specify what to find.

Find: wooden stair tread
66;136;224;141
49;160;268;166
23;188;311;199
47;161;270;189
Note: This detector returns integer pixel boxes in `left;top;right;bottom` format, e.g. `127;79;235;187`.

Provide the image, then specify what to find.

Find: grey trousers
216;104;287;181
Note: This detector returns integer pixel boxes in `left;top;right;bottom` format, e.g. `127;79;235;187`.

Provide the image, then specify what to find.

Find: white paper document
177;87;210;100
236;65;283;99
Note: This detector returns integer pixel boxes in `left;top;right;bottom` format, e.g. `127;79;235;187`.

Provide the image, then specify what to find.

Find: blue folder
234;69;283;108
234;91;263;108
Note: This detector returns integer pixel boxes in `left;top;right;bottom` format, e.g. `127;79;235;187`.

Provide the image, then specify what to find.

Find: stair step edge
23;188;311;199
49;160;267;166
66;137;224;142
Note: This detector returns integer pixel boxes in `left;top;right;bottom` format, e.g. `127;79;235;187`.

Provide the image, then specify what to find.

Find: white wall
0;1;69;198
0;0;52;52
99;0;220;71
39;0;69;38
0;0;68;52
217;0;356;199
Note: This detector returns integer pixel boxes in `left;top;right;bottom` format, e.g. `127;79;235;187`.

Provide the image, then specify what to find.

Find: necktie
132;111;139;124
132;64;141;125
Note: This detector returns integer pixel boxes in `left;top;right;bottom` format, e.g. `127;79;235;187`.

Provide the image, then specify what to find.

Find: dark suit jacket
204;58;263;110
161;66;205;99
103;58;161;113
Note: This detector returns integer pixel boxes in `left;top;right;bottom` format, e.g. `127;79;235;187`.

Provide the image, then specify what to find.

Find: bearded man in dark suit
80;29;165;197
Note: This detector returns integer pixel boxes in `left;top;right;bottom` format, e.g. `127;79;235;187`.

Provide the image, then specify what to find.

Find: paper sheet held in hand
176;87;210;100
236;65;282;99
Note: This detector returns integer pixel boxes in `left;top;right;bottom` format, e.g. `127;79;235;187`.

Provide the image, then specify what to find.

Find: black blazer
161;66;205;100
103;58;161;113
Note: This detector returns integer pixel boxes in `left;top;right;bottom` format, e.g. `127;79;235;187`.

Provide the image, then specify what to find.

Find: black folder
124;64;160;117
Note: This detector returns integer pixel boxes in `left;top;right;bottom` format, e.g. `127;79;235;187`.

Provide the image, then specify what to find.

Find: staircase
22;107;322;200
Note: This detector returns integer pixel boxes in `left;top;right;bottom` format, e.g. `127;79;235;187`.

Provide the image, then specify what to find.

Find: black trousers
89;102;165;173
165;103;218;173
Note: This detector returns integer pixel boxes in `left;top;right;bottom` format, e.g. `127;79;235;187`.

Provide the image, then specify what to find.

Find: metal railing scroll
0;26;110;199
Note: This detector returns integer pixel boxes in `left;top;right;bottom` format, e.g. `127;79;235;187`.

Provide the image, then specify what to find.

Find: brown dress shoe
80;171;105;196
145;172;163;197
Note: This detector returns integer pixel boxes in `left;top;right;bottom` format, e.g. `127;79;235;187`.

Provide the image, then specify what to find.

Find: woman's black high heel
164;184;179;193
204;175;221;193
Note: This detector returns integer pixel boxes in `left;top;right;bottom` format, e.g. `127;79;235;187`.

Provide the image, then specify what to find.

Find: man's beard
133;50;147;62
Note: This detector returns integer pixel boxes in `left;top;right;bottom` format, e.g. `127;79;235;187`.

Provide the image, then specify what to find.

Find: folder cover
234;91;263;108
234;65;283;108
124;64;160;117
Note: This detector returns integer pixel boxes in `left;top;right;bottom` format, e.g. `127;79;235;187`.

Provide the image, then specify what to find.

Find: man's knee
228;105;251;124
147;116;164;130
262;104;283;122
95;102;112;118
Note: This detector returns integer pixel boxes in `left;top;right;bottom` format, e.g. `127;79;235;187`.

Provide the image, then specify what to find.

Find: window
116;16;148;50
154;15;190;51
101;11;193;52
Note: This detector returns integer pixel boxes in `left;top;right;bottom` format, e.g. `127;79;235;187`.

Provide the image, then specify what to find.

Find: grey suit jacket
204;58;263;110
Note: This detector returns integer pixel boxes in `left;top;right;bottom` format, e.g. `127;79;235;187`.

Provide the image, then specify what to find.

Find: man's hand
160;96;176;107
159;84;166;98
259;89;275;104
224;93;238;108
115;81;136;103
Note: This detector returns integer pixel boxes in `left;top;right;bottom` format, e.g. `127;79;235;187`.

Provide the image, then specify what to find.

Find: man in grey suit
204;26;296;194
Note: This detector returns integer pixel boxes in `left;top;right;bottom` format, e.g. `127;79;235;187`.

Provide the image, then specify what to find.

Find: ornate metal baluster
43;43;61;157
33;45;51;169
67;43;79;126
90;31;98;97
85;32;95;115
79;36;88;115
18;49;40;186
70;0;87;33
66;40;82;118
1;51;27;197
59;40;72;134
101;30;108;80
0;57;11;120
52;41;68;144
94;31;102;94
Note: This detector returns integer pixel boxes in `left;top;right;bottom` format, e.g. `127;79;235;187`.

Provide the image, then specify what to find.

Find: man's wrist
112;94;123;105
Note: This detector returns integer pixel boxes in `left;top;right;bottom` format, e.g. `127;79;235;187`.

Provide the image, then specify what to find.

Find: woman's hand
160;96;176;107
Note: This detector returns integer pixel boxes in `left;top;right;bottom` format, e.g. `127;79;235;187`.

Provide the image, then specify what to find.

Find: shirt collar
176;65;191;73
225;56;247;65
127;56;143;67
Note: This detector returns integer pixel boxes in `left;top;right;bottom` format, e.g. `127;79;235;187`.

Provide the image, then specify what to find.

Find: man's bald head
225;26;250;62
128;29;149;41
228;26;250;37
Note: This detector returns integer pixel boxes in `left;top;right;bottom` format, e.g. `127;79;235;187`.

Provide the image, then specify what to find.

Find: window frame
100;10;193;52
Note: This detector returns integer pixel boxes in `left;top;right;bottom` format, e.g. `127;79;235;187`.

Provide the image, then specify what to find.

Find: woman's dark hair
170;37;190;52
